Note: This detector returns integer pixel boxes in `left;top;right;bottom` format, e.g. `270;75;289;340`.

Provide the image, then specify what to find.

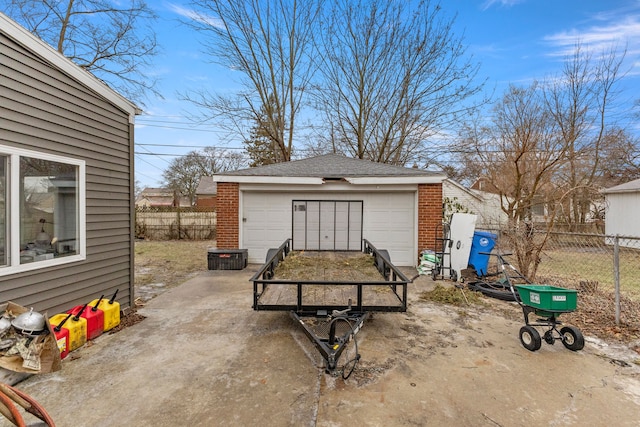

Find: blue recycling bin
468;231;497;276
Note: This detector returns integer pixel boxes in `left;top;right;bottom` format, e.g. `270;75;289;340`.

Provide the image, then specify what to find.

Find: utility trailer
251;239;410;377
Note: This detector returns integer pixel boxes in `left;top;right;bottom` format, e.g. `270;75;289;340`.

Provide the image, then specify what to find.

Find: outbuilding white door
241;191;416;266
292;200;363;251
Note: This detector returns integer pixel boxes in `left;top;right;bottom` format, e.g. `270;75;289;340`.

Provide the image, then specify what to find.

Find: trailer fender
376;249;391;279
264;248;281;279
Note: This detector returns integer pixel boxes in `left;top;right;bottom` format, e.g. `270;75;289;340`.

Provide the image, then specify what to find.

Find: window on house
0;147;85;275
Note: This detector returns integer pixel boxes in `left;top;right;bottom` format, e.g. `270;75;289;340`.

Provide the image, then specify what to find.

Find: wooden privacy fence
135;207;216;240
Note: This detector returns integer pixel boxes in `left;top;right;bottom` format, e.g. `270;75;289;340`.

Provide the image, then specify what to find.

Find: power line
136;143;244;149
134;169;160;183
134;153;165;170
136;123;229;133
135;152;184;157
136;145;173;165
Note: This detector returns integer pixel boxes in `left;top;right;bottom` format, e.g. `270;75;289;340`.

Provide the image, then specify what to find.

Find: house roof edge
0;12;141;122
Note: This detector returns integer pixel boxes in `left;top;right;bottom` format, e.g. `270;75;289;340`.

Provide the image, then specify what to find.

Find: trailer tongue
251;239;410;377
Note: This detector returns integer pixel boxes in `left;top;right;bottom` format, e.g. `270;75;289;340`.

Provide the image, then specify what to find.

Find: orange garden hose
0;390;25;427
0;383;54;426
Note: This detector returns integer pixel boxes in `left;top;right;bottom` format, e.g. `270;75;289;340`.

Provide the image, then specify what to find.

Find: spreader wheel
519;325;542;351
560;326;584;351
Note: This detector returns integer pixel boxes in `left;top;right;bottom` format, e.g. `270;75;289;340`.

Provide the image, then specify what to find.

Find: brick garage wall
216;182;239;248
418;183;443;254
196;196;217;209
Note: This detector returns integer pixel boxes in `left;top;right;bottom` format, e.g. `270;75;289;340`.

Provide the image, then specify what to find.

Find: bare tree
462;83;567;278
543;43;627;229
243;96;287;167
313;0;484;165
182;0;323;162
598;128;640;184
1;0;159;105
163;147;246;205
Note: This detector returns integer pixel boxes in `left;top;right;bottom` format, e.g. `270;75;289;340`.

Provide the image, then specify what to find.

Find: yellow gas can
91;289;120;331
62;310;87;352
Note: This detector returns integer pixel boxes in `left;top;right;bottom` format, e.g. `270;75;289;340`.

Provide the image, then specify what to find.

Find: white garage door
292;200;363;251
241;191;416;266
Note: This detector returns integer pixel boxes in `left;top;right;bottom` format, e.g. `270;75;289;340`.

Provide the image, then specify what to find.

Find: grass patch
273;251;382;281
536;248;640;300
420;284;486;307
134;239;215;288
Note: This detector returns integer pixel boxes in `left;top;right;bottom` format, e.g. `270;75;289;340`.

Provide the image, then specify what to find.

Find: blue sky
134;0;640;189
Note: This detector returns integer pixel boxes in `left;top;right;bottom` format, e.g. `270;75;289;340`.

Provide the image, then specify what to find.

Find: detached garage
213;154;445;266
603;178;640;245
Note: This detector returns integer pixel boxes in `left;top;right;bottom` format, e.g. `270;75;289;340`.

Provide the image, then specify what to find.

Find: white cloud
481;0;526;11
165;2;224;28
544;13;640;58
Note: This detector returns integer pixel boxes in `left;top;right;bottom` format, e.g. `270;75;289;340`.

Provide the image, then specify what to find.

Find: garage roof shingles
223;154;443;178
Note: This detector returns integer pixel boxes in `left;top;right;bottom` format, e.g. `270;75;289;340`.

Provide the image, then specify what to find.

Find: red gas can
49;313;72;360
67;302;103;341
84;296;105;340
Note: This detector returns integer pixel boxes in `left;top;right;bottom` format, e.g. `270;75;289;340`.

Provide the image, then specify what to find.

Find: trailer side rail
251;239;409;313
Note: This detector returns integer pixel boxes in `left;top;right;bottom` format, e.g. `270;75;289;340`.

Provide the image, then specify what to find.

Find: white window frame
1;146;86;276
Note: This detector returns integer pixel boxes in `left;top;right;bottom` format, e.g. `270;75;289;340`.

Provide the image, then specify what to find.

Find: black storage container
207;249;248;270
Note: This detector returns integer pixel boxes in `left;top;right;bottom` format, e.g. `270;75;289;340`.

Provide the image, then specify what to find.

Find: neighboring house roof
136;196;175;207
196;177;217;195
602;178;640;194
470;177;500;194
443;179;483;202
214;154;446;184
0;12;140;122
137;187;172;197
135;188;190;207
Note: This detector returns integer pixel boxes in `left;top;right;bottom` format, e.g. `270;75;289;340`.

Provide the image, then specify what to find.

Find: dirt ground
133;239;215;302
314;283;640;426
134;241;640;348
4;251;640;426
268;251;640;425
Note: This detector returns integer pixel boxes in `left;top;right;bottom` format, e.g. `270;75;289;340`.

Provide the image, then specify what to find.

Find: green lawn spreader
514;283;584;352
488;253;585;352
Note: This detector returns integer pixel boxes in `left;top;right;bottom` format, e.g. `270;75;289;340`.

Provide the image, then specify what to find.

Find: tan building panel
0;25;135;313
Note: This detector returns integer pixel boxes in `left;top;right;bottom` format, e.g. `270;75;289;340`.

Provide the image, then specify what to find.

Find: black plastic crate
208;249;248;270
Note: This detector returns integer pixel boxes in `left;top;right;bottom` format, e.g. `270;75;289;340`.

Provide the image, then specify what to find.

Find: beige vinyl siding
0;33;134;314
605;191;640;244
443;180;507;229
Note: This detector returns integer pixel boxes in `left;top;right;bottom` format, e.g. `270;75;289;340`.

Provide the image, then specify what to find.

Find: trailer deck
251;239;409;314
250;239;410;376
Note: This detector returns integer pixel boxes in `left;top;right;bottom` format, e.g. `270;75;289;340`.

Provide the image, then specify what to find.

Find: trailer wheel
519;326;542;351
560;326;584;351
376;250;390;279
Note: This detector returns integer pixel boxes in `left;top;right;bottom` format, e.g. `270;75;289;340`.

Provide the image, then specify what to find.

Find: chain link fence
484;230;640;327
536;232;640;324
